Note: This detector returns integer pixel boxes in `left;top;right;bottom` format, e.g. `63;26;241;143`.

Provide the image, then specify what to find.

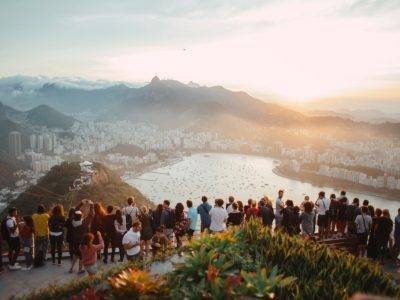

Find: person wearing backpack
355;206;372;257
197;196;211;232
346;198;360;234
2;207;21;270
160;200;175;239
123;197;139;231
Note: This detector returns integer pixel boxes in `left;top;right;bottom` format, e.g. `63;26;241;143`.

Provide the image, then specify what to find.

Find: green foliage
8;161;153;216
19;220;400;300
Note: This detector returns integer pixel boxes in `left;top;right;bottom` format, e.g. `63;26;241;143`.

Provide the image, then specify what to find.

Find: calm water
126;153;400;217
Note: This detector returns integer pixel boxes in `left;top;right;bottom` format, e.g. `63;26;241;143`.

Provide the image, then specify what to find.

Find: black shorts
71;243;82;258
317;215;329;228
357;233;369;245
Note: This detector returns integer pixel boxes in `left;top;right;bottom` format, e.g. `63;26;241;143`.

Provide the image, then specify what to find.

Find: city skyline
1;0;400;102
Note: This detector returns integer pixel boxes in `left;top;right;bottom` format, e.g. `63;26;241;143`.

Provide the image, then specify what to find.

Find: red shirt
80;236;104;266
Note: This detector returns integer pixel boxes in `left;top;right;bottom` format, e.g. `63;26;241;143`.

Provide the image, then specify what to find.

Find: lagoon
126;153;400;216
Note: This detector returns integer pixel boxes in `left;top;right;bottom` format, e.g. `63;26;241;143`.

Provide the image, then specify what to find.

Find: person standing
355;206;372;257
65;208;75;260
19;216;34;270
227;202;244;226
315;191;330;239
32;205;50;267
114;209;127;262
346;198;360;234
69;205;94;274
122;222;142;261
186;200;198;240
160;200;175;239
139;206;153;254
151;204;163;231
49;204;65;266
336;196;348;236
91;203;106;243
226;196;235;214
197;196;212;232
103;205;116;264
259;198;275;227
393;208;400;265
173;203;188;248
245;200;259;221
275;190;284;228
299;201;315;236
328;194;338;233
338;190;348;205
3;207;21;270
209;199;228;233
123;197;139;231
375;209;393;261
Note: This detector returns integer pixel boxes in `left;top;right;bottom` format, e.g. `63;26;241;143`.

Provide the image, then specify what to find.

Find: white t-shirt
123;205;139;223
122;229;141;256
6;217;19;238
210;207;228;232
275;197;283;215
226;203;234;214
355;214;372;234
315;197;330;215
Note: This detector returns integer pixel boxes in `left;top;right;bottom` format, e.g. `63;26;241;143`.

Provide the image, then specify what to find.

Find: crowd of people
1;190;400;276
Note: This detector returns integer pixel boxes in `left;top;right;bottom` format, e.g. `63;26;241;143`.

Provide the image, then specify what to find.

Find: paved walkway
0;255;181;299
0;261;113;299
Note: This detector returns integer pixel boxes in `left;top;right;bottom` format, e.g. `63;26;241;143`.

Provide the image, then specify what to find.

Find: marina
125;153;400;216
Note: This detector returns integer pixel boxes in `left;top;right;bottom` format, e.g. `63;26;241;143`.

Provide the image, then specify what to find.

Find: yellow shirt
32;213;50;237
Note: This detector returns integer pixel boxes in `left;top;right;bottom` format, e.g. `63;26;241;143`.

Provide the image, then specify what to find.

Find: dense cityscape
3;117;400;209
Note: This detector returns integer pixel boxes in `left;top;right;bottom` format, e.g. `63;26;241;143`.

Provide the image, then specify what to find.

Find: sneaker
9;264;21;270
21;266;33;271
57;262;62;266
78;269;86;275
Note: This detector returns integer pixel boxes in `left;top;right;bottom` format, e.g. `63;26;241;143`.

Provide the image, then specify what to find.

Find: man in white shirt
123;197;139;230
209;199;228;233
315;191;331;239
122;222;142;261
354;206;372;257
275;190;284;228
226;196;235;214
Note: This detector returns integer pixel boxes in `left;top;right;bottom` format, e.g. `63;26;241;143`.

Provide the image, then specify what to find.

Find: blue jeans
22;238;33;267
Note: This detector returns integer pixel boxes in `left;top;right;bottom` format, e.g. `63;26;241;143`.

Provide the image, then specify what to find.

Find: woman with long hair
114;209;127;262
80;231;104;277
151;204;163;231
139;206;153;254
91;203;106;258
173;202;188;248
49;204;65;265
65;208;75;260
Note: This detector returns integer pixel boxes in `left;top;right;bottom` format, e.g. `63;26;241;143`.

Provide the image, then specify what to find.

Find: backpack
164;209;175;229
125;207;135;230
1;217;12;240
346;205;356;222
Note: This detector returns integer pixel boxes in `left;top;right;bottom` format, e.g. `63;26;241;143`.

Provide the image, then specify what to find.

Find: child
80;231;104;277
19;216;34;270
151;226;169;256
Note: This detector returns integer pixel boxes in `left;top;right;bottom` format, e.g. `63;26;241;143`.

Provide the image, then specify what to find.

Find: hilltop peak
150;76;161;84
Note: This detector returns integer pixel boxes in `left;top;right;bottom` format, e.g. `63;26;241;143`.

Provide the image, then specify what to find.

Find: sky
1;0;400;102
